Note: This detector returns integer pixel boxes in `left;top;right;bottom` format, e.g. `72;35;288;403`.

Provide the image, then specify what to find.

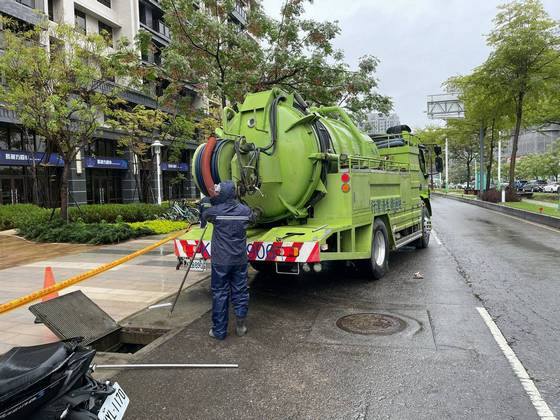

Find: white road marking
431;229;442;245
477;307;557;420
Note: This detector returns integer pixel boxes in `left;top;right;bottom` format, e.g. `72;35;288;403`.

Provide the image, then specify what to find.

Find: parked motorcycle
0;339;128;420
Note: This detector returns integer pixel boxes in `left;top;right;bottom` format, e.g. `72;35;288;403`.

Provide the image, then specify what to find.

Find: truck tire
414;207;431;249
364;218;389;280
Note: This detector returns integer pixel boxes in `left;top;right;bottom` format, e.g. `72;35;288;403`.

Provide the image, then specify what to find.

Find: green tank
192;89;379;223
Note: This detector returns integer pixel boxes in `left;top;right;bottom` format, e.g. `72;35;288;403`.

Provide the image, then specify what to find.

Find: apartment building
0;0;203;206
362;112;401;135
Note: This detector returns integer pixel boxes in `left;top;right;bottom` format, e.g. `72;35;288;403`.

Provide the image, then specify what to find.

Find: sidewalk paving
0;234;208;354
0;231;92;270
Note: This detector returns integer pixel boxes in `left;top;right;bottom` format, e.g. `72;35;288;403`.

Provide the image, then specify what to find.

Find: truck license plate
98;383;129;420
190;259;207;272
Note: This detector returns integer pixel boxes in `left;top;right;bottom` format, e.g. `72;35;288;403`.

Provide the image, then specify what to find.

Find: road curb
432;192;560;230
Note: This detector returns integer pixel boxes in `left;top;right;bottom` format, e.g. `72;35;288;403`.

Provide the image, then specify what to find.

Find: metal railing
341;155;410;173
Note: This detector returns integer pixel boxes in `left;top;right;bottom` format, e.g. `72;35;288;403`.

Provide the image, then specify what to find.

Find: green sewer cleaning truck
174;88;438;278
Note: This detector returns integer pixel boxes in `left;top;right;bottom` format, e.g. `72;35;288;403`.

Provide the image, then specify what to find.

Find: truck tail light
341;172;350;192
275;246;299;257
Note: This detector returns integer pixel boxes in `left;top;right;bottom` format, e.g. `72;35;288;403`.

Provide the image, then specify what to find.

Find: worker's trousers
210;263;249;339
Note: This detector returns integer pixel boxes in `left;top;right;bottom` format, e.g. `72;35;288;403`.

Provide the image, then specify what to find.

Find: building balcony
0;1;43;26
230;2;247;27
139;21;170;46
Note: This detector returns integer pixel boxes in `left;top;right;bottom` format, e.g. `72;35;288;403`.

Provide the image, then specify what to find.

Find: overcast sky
261;0;559;129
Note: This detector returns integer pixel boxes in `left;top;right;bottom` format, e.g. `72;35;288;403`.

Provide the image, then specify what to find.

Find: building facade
0;0;205;206
505;124;560;159
362;112;401;135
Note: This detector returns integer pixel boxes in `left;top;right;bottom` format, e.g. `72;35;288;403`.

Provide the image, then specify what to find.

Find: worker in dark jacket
201;180;255;340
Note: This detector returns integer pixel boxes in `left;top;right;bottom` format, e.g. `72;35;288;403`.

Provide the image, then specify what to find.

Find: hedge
0;203;170;231
18;218;154;245
68;203;170;223
128;220;188;234
0;204;50;230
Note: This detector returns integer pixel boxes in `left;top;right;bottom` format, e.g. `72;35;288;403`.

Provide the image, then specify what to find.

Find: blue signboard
85;156;128;170
161;162;189;172
0;150;64;167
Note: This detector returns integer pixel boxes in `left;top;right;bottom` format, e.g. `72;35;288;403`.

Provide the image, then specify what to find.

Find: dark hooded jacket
201;181;255;265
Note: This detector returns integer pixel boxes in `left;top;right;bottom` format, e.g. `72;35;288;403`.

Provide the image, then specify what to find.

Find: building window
139;2;147;24
74;9;86;34
48;0;54;21
98;21;113;46
15;0;35;8
97;0;111;8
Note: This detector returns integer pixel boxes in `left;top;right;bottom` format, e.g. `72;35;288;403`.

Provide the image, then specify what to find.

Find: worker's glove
214;184;221;194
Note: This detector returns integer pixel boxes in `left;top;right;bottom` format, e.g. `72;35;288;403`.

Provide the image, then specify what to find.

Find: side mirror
435;156;444;173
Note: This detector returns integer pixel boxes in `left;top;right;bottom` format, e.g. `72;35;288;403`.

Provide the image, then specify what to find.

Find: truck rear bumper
174;239;321;263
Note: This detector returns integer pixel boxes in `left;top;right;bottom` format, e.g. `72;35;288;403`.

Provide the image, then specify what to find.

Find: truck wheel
365;219;389;280
414;207;431;249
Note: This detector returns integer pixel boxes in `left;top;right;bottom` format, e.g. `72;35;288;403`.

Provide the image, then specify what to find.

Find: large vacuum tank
192;89;379;223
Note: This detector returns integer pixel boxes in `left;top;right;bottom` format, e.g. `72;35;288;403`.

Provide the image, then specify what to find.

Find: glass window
0;126;9;150
98;21;113;46
97;0;111;8
10;129;22;150
74;9;86;34
48;0;54;21
139;2;146;24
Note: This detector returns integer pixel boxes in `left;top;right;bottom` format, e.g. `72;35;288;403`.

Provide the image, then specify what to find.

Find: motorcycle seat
0;341;70;401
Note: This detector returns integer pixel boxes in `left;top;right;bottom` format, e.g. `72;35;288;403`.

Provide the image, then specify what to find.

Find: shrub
0;204;49;230
18;218;154;245
68;203;170;224
128;220;188;234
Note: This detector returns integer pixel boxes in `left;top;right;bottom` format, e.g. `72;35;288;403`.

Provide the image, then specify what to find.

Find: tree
107;101;194;201
446;68;511;192
445;119;480;189
161;0;391;117
484;0;560;190
0;20;138;219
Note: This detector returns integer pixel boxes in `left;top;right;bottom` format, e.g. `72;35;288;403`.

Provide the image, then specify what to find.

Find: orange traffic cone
42;266;59;302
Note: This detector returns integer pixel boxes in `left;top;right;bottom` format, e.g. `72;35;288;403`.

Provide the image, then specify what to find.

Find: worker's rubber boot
236;318;247;337
209;329;224;340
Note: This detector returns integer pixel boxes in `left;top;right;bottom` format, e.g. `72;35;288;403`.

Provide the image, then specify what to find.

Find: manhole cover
336;313;407;335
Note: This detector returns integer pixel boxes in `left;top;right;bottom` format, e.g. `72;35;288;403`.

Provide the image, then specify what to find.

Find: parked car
522;181;544;192
515;180;528;191
543;182;560;193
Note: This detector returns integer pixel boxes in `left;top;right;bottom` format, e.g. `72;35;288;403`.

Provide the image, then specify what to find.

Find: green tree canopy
161;0;391;118
0;20;139;219
483;0;560;188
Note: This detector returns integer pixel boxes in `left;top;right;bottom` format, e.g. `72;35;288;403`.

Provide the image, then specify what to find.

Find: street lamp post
151;140;163;205
445;137;449;194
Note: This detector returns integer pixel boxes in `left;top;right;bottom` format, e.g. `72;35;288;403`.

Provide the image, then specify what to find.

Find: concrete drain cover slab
307;307;435;350
336;313;407;335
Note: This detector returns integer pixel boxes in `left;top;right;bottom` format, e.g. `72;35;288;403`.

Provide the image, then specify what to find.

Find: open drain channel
336;313;407;335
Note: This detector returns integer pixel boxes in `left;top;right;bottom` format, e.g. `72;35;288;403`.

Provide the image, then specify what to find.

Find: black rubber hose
260;94;285;156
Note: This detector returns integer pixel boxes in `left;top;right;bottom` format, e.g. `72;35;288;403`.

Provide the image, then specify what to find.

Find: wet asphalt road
114;196;558;419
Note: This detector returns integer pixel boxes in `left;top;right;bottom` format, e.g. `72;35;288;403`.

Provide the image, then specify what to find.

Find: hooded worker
201;180;255;340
